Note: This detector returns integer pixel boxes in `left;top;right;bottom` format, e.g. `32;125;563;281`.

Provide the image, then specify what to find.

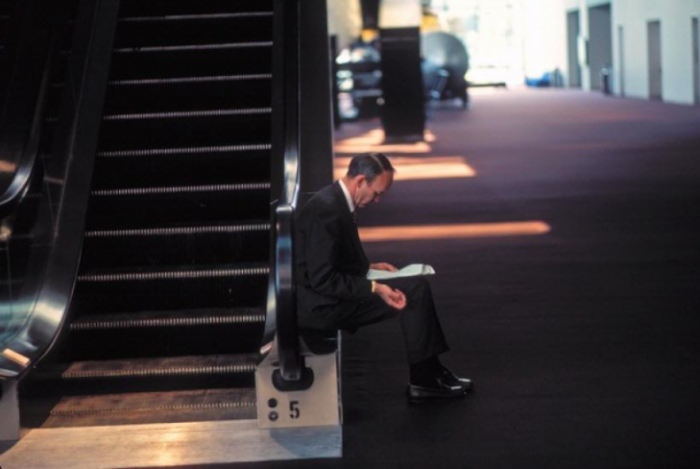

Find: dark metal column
379;27;425;142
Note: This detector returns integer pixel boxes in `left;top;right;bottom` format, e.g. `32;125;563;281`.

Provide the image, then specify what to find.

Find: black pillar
360;0;380;30
379;27;425;142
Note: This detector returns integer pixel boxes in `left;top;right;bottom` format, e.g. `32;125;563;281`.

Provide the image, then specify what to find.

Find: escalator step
97;113;271;151
120;12;271;22
113;41;271;54
71;308;265;330
81;222;269;269
118;0;272;17
97;142;270;158
23;354;258;397
109;73;271;86
72;265;267;313
85;222;270;239
91;182;269;197
78;264;268;283
109;46;272;79
115;14;272;47
85;182;270;230
103;107;270;121
64;308;265;359
61;354;257;379
39;388;257;427
104;76;272;114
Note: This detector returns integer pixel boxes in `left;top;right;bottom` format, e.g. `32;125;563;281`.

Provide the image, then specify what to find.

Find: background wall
546;0;700;104
379;0;422;27
613;0;700;104
327;0;362;50
328;0;700;105
521;0;568;82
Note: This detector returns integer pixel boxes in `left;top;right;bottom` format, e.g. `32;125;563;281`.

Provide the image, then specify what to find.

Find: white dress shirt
338;179;355;214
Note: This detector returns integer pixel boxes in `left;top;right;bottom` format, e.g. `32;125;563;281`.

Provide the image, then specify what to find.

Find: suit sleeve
305;211;373;301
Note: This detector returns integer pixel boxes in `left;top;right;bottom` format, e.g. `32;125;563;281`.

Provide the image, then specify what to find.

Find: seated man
295;152;473;401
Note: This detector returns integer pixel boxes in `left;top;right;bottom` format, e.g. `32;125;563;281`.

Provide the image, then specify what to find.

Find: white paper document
366;264;436;280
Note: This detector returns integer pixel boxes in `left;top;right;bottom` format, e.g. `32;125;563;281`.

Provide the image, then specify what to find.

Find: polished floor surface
230;88;700;469
0;420;341;468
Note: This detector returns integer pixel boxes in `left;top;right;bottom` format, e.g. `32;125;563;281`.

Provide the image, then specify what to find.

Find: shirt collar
338;179;355;213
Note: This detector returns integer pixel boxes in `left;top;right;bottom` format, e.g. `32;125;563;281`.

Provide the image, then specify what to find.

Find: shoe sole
406;386;468;403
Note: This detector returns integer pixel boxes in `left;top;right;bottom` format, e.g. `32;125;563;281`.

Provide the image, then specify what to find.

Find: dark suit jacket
295;182;373;328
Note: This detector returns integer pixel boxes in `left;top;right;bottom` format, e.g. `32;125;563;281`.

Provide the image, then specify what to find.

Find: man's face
354;171;394;209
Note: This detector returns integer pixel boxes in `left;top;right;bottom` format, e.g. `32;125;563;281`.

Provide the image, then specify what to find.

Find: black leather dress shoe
440;368;474;392
406;376;468;402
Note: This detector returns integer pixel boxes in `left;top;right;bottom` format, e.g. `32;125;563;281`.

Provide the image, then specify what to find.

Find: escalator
19;0;274;428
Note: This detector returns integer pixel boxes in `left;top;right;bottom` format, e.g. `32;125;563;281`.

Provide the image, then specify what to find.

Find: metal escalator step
85;222;270;238
109;47;272;79
85;188;270;231
61;354;257;380
77;264;269;283
114;12;272;48
103;107;271;121
98;113;271;150
119;11;272;22
72;267;267;313
42;388;256;427
91;182;270;197
80;221;270;269
113;41;272;54
98;143;271;158
118;0;273;18
108;73;271;86
70;308;265;330
91;147;270;189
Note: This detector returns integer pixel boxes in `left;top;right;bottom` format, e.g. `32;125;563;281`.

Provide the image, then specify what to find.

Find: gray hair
346;152;395;183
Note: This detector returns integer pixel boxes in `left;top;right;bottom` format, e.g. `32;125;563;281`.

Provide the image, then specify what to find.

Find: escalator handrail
0;0;121;379
262;0;303;381
0;0;57;219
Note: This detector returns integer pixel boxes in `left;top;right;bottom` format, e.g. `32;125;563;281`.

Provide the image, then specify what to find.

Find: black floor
187;89;700;468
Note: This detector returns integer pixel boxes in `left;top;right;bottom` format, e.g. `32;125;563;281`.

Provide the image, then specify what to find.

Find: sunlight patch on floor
360;221;551;242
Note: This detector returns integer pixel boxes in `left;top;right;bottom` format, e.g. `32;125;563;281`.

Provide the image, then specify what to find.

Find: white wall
554;0;700;104
379;0;422;27
327;0;362;50
613;0;700;105
521;0;569;80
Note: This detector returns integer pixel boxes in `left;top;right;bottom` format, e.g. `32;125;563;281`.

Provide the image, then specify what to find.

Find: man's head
343;152;395;209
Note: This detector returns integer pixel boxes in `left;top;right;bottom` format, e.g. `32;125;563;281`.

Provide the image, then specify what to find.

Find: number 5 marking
289;400;300;419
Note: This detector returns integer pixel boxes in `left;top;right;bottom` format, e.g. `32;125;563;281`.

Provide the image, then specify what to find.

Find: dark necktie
352;210;358;224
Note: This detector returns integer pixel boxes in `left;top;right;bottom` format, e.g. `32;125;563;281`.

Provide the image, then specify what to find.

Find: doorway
588;4;612;91
693;17;699;105
647;20;662;100
567;10;581;88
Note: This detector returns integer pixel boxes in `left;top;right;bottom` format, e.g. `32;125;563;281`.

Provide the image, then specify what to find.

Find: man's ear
355;175;367;187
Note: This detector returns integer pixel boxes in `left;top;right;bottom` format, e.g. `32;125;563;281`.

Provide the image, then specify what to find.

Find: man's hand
375;283;407;310
370;262;398;272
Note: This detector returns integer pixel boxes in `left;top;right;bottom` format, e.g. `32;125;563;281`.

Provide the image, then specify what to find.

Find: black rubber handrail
0;0;121;379
0;0;58;219
262;0;303;382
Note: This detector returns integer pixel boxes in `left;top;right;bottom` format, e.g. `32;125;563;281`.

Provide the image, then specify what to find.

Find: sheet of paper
366;264;436;280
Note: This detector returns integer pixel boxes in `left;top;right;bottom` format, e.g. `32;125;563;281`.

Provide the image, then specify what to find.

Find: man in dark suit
295;152;472;401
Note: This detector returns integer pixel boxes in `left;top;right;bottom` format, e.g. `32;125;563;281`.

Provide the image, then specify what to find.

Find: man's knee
393;276;430;296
